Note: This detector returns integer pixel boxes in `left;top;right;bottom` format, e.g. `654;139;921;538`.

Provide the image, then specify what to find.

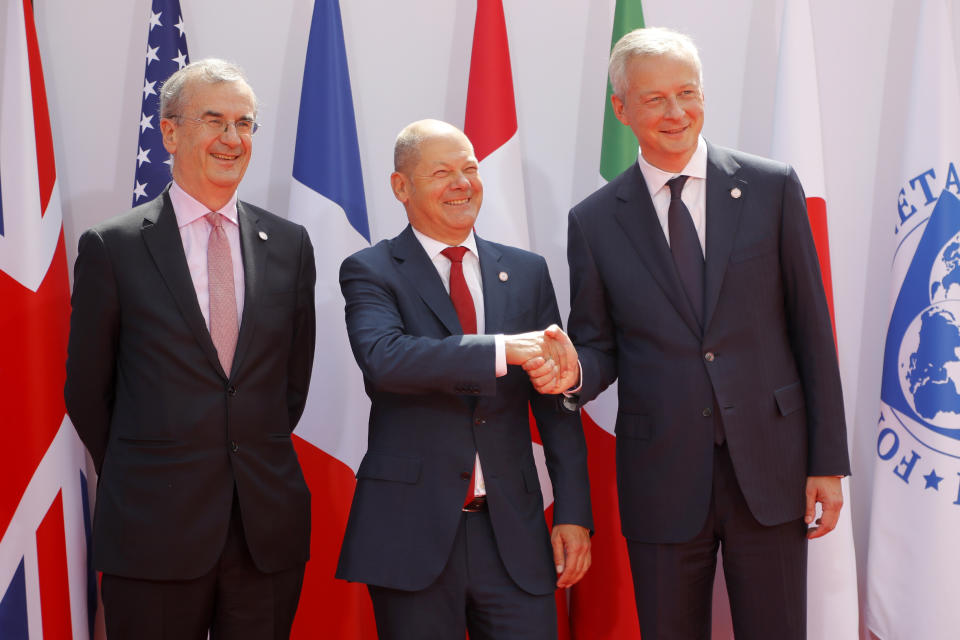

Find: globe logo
897;235;960;445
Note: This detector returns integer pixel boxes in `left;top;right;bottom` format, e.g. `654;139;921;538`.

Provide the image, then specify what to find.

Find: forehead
626;52;701;91
413;133;477;170
183;80;256;114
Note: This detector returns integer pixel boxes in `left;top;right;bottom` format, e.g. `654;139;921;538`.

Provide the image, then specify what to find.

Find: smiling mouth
445;198;471;205
211;153;239;161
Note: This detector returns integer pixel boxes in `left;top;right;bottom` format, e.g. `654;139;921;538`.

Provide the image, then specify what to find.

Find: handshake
504;324;580;395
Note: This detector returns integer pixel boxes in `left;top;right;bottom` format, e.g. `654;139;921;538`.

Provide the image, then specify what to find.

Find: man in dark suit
65;59;315;638
563;27;850;639
336;119;593;640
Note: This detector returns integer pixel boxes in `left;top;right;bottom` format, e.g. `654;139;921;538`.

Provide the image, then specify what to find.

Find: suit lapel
612;164;702;336
231;201;268;378
392;226;462;335
476;236;506;334
703;144;747;330
140;189;223;375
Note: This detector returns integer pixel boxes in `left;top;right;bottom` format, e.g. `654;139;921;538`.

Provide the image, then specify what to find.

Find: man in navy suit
65;60;314;638
336;119;593;640
563;28;850;639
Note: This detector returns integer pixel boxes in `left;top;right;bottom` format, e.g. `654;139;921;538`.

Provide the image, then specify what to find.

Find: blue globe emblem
897;235;960;453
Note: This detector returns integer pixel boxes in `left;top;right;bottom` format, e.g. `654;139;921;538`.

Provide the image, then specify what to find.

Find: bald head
394;119;474;177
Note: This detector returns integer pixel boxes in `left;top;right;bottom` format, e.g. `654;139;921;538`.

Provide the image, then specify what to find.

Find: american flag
133;0;190;205
0;0;94;637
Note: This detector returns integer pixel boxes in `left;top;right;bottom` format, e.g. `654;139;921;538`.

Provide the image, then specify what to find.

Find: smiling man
65;59;316;638
564;28;850;639
335;119;593;640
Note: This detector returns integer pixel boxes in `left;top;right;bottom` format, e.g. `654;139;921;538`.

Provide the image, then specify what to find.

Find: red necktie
441;246;482;507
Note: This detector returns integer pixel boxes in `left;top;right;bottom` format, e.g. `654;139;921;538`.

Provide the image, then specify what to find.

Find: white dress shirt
169;181;245;329
412;227;510;498
637;135;709;255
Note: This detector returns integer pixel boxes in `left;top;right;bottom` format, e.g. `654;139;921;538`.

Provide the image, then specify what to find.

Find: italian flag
568;2;645;639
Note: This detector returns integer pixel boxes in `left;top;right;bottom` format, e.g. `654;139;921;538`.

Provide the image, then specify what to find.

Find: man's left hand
804;475;843;539
551;524;591;588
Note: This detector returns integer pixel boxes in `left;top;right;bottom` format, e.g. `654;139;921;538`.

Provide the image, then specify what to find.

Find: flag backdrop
464;0;575;635
769;1;860;637
0;0;93;638
133;0;190;205
867;0;960;637
568;1;645;637
286;0;376;637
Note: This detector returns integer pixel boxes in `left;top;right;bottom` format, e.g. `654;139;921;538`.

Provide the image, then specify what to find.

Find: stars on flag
132;0;189;206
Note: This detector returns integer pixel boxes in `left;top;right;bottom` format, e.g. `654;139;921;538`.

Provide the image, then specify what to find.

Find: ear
611;94;629;126
390;171;410;204
160;117;178;154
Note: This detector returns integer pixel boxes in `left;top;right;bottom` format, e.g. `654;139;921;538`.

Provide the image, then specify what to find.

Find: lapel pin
499;271;509;282
258;231;268;241
730;187;742;199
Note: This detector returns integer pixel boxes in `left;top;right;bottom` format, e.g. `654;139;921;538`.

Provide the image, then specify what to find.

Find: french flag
286;0;376;636
0;0;94;638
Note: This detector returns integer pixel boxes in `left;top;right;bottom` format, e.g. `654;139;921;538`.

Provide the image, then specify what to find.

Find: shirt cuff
495;334;507;377
563;361;583;395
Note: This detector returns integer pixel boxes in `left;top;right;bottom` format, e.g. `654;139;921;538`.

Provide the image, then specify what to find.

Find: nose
450;171;471;189
219;121;244;144
663;96;684;119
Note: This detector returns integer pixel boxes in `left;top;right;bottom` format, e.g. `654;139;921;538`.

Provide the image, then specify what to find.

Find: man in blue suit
336;119;593;640
563;28;850;639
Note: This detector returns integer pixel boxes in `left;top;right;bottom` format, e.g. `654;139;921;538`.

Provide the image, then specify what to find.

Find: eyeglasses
170;115;260;136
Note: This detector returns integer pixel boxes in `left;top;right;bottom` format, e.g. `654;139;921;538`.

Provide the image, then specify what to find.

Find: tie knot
206;212;224;229
442;246;469;264
667;175;689;200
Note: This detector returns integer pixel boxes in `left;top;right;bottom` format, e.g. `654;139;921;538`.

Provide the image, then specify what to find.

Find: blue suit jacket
567;143;850;544
336;225;592;595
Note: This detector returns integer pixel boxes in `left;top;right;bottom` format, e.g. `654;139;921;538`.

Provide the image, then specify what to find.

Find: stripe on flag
770;4;859;636
286;1;376;637
465;0;530;251
867;1;960;637
0;1;93;636
568;2;644;638
133;0;190;206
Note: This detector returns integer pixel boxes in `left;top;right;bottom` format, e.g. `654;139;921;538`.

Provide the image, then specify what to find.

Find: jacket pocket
356;452;421;484
615;413;652;440
774;382;805;416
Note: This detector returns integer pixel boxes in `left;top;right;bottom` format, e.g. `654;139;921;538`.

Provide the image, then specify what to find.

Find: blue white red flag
0;0;94;637
133;0;190;205
286;1;376;637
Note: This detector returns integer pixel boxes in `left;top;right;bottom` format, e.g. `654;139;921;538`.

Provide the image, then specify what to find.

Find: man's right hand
504;325;580;395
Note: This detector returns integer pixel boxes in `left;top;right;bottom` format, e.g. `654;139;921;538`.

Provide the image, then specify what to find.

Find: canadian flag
769;1;859;638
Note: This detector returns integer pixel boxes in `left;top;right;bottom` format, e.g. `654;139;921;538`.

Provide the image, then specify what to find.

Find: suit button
475;418;486;425
227;386;237;396
702;407;712;417
704;352;715;362
230;441;239;452
460;472;471;480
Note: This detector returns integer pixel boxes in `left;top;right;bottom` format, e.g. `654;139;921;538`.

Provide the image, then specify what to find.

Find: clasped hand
504;325;580;395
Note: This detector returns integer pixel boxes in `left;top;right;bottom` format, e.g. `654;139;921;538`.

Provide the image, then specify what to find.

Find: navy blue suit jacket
336;225;592;595
567;143;850;544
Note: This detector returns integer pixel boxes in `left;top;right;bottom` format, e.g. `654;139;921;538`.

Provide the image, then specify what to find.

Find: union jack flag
133;0;190;205
0;0;94;638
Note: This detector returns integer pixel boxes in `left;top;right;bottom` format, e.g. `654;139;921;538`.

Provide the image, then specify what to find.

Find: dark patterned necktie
667;176;704;326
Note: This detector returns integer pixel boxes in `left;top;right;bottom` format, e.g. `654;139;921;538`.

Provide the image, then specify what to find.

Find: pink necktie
207;212;238;376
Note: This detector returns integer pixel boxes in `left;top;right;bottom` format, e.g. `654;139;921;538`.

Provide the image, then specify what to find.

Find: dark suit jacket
65;187;316;580
335;225;592;595
567;143;850;544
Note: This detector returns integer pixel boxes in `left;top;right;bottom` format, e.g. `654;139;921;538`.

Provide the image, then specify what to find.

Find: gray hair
608;27;703;98
393;119;469;175
159;58;257;118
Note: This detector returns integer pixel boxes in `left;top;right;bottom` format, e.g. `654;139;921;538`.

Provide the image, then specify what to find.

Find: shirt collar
169;181;240;228
636;135;708;196
411;226;479;262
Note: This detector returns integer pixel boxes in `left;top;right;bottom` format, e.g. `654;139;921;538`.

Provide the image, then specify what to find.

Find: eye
464;166;478;174
205;117;225;129
434;170;450;178
235;120;254;134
